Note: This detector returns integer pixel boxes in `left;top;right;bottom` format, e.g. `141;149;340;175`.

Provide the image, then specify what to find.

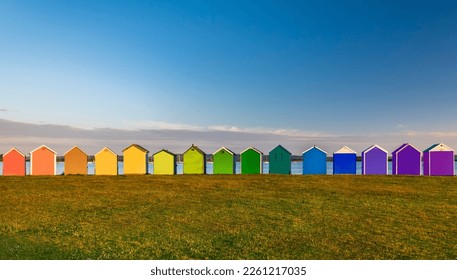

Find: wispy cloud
1;118;457;155
0;108;7;112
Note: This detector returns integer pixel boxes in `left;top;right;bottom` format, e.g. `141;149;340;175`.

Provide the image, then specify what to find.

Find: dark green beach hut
213;147;236;174
241;147;263;174
269;145;291;174
183;144;206;174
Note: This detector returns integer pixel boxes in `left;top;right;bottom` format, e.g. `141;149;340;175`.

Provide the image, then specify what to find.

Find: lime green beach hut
241;147;263;174
183;144;206;174
213;147;235;174
269;145;291;174
153;149;176;175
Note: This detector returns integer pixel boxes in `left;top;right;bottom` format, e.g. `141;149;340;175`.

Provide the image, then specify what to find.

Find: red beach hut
2;148;26;176
30;145;57;175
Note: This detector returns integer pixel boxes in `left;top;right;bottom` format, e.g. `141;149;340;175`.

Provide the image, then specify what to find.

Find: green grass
0;175;456;260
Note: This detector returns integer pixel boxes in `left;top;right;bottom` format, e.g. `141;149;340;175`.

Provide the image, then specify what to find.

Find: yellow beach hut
153;149;176;175
123;144;149;175
94;147;118;175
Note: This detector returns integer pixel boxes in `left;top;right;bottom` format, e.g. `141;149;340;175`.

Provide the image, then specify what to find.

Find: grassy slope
0;175;455;260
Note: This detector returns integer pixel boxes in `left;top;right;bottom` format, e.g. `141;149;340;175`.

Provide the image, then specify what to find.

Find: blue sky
1;0;457;153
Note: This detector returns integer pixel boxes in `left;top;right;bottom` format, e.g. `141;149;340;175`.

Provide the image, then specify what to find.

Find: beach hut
213;147;235;174
183;144;206;174
64;146;88;175
241;147;263;174
361;144;388;175
2;148;26;176
30;145;57;175
94;147;118;175
423;143;454;176
123;144;149;175
333;146;356;174
153;149;176;175
302;146;327;175
392;143;421;175
269;145;291;174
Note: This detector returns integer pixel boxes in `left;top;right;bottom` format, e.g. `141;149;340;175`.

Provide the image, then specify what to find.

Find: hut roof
64;146;87;156
213;146;235;155
123;144;149;153
392;143;421;155
95;147;117;157
270;145;291;155
302;145;327;155
30;145;57;155
4;147;25;157
334;146;356;154
241;146;263;155
184;144;205;156
424;143;454;152
362;144;388;154
153;149;176;156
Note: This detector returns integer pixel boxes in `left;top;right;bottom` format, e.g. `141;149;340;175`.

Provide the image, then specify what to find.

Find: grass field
0;175;455;260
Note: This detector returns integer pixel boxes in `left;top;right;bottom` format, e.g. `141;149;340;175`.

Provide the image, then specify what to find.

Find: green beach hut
183;144;206;174
213;147;236;174
153;149;176;175
241;147;263;174
269;145;291;174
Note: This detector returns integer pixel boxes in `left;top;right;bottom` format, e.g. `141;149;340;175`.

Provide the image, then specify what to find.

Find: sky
1;0;457;155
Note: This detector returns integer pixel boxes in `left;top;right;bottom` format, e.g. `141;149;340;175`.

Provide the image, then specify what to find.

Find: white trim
3;147;26;158
241;146;263;155
95;147;117;157
29;145;57;175
302;145;327;155
427;143;454;152
362;144;388;154
213;146;235;156
334;146;356;154
240;147;263;174
392;143;421;156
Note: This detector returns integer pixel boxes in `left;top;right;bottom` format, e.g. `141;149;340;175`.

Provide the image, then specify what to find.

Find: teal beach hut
269;145;291;174
241;147;263;174
213;147;235;174
302;146;327;175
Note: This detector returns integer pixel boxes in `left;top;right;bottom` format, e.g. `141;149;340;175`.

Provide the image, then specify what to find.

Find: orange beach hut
95;147;118;175
64;146;88;175
30;145;57;175
2;148;26;176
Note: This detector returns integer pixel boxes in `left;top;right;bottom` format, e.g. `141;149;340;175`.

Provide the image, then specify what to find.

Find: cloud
0;108;7;112
1;118;457;156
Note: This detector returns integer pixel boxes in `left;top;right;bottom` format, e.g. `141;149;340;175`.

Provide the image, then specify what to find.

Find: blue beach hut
333;146;357;174
302;146;327;175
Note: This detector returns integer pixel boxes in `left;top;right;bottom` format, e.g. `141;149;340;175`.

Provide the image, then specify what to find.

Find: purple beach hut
423;143;455;176
392;143;421;175
361;144;388;175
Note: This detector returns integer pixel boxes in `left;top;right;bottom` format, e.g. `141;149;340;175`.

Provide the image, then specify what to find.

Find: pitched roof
270;145;291;155
334;146;356;154
95;147;117;157
361;144;388;155
30;145;57;155
153;149;176;156
392;143;421;155
241;146;263;155
424;143;454;152
64;146;87;156
122;144;149;153
213;146;235;155
302;145;327;155
184;144;205;156
3;147;25;157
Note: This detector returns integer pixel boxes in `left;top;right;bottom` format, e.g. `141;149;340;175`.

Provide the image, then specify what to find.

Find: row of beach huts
0;143;455;176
